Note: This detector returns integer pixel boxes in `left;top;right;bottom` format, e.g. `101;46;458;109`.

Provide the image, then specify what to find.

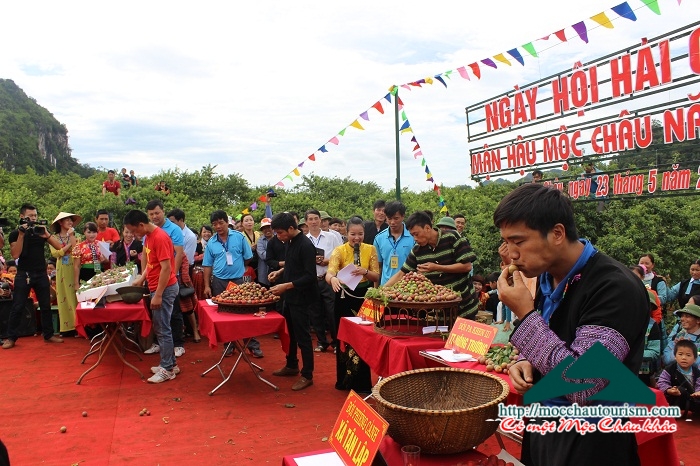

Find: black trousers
334;286;372;392
283;301;314;379
8;270;53;341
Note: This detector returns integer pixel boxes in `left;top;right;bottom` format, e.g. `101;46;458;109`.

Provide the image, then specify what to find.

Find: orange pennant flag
494;53;511;66
293;168;300;176
350;120;364;130
590;12;614;28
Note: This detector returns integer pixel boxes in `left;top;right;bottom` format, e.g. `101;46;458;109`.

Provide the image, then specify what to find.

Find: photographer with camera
2;204;65;349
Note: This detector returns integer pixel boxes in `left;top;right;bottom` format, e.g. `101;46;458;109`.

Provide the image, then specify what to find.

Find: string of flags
396;101;450;214
235;0;681;218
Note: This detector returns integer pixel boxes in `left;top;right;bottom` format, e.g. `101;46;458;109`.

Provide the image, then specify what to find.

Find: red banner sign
329;391;389;466
357;299;385;323
444;317;497;357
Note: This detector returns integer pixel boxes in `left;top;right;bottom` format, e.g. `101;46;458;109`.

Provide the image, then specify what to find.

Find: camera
19;217;49;236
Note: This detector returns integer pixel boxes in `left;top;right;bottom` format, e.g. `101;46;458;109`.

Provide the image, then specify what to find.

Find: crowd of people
0;184;699;464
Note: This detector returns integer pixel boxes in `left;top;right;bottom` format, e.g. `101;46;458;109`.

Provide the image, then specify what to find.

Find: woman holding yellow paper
326;216;379;392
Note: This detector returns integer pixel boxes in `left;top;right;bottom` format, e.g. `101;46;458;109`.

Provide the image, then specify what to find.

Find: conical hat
51;212;82;227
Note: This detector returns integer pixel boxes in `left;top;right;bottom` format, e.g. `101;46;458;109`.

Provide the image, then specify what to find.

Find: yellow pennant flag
400;127;413;134
350;120;364;130
494;53;511;66
590;12;614;28
293;168;300;176
425;77;434;84
440;206;448;213
242;208;250;215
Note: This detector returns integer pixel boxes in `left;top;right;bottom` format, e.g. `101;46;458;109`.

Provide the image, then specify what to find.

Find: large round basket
371;367;509;455
214;300;278;314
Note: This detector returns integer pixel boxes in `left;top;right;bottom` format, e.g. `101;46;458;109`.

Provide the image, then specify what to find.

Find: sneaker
292;377;313;391
144;344;160;354
2;339;15;349
147;367;176;384
249;349;264;358
151;365;181;375
174;347;185;358
313;345;327;353
273;366;300;377
45;336;64;343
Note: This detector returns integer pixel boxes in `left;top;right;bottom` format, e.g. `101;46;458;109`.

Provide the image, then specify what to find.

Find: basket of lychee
212;282;280;313
477;342;520;374
368;272;461;306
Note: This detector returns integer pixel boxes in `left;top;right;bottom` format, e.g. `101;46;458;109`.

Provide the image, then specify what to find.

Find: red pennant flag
413;144;420;151
372;101;384;114
308;154;316;161
259;195;268;202
554;29;567;42
433;184;440;191
468;63;481;79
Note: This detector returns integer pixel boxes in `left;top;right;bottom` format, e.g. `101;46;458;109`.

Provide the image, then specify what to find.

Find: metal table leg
202;339;279;395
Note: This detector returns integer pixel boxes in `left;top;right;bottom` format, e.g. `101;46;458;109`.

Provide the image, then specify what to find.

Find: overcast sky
1;0;696;192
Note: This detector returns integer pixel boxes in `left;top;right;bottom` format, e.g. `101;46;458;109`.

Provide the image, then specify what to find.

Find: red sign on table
329;391;389;466
357;299;384;323
444;317;497;357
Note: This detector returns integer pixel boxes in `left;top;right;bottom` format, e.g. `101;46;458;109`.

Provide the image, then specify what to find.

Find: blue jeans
151;283;179;370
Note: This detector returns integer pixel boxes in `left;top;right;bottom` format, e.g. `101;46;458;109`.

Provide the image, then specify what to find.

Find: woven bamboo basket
371;367;509;454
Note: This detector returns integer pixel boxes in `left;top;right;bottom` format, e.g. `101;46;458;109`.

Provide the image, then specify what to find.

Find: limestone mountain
0;79;95;176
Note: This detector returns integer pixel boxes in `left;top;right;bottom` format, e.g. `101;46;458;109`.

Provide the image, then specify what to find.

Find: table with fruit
210;282;280;311
364;272;462;332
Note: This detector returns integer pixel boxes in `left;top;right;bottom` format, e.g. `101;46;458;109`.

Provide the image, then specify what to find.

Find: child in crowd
657;340;700;416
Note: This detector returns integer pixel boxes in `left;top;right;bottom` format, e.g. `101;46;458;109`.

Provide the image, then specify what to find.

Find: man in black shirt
268;212;319;391
363;199;388;245
3;204;65;349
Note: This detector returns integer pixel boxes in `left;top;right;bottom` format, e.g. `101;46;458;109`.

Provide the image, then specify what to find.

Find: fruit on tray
478;342;519;374
212;282;280;305
366;271;460;304
77;264;135;292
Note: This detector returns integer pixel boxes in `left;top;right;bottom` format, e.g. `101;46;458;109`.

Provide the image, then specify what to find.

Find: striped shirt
401;229;478;317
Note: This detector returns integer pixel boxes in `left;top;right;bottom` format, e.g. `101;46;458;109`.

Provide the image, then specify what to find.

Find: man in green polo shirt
384;211;478;318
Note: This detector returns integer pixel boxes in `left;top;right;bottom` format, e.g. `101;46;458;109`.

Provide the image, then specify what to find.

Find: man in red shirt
125;209;180;383
95;210;120;245
102;170;121;196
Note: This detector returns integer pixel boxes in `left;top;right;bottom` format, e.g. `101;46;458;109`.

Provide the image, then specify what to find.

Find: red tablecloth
198;301;289;352
337;318;445;378
281;436;488;465
75;301;151;338
423;355;679;466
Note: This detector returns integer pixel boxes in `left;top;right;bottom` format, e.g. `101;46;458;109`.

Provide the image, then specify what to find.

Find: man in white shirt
167;209;197;266
306;209;342;352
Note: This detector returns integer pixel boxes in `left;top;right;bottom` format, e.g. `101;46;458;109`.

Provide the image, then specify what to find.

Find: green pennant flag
338;128;346;136
421;158;426;166
444;70;453;79
522;42;538;57
641;0;661;14
439;196;444;202
401;110;407;121
390;86;399;96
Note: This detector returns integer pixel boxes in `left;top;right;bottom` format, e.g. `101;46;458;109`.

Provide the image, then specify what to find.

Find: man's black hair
305;209;321;220
167;208;185;222
486;272;500;282
271;212;297;231
453;213;466;221
532;169;544;178
19;203;36;216
210;210;228;224
95;209;109;218
108;169;115;174
493;183;579;241
329;217;342;226
384;201;406;218
123;210;149;227
372;200;386;210
146;199;164;211
405;211;432;230
423;210;433;222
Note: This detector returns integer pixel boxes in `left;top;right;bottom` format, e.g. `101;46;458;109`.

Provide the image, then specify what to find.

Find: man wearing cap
363;200;388;245
306;209;342;352
257;218;274;286
661;303;700;368
49;211;81;335
373;201;413;286
436;217;458;234
319;211;342;242
298;218;309;235
3;204;65;349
